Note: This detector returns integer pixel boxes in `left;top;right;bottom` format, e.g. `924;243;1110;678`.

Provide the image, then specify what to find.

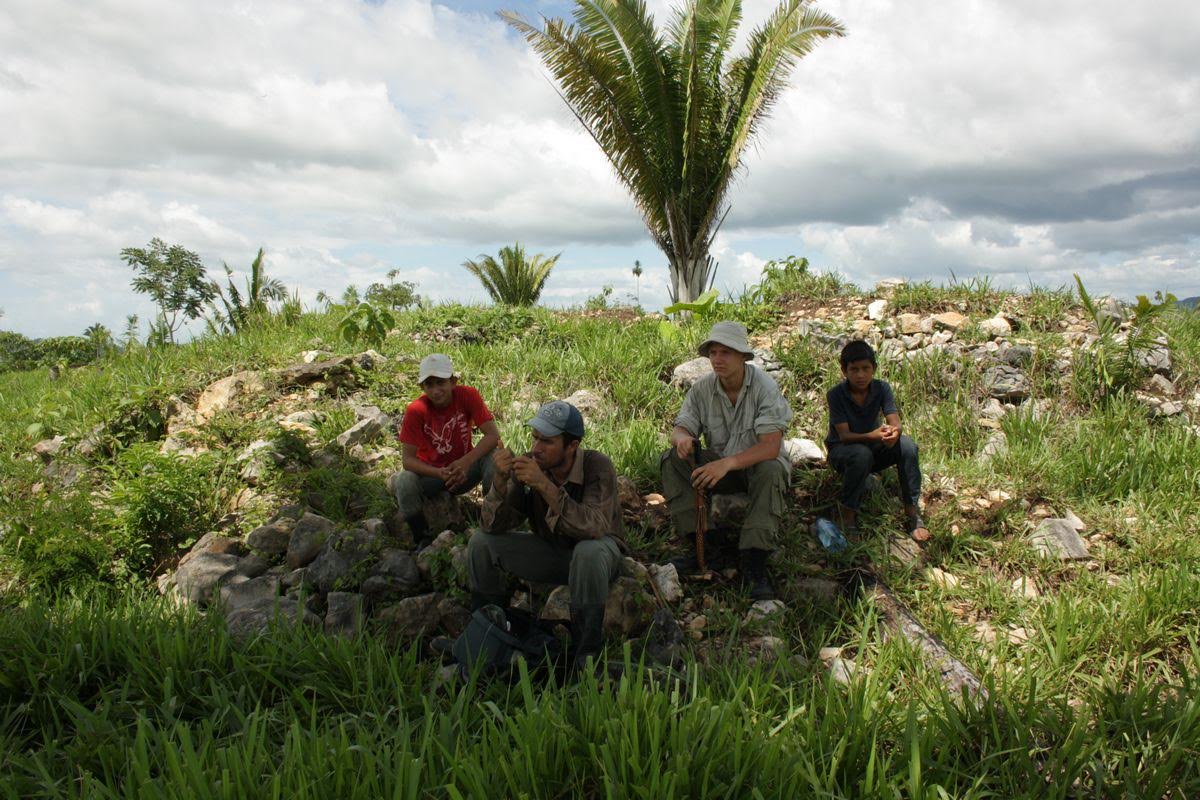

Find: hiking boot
740;548;775;601
670;531;721;575
568;604;606;674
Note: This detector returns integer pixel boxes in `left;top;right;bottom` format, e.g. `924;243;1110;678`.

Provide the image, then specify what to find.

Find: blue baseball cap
527;400;585;439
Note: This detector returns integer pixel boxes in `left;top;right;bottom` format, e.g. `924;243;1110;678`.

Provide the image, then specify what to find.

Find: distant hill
1178;296;1199;310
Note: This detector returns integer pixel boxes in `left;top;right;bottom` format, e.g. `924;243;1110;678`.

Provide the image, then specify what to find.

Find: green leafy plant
121;238;218;344
462;243;559;306
207;247;288;334
365;269;421;311
504;0;845;304
338;303;396;350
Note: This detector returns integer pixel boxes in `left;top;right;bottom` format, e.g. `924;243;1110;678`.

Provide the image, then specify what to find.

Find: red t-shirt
398;385;494;468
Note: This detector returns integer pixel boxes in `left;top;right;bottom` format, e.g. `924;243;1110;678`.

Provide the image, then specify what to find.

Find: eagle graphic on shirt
425;412;469;456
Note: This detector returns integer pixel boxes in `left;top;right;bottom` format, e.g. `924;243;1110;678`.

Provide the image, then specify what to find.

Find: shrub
0;490;111;591
299;467;393;523
107;445;235;576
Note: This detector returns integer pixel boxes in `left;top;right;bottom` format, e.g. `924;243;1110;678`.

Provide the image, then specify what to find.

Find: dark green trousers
465;529;621;607
660;447;789;551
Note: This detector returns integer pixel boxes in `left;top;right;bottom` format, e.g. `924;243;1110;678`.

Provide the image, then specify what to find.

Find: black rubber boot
406;514;431;548
469;591;508;612
740;549;775;601
670;531;720;576
568;604;606;674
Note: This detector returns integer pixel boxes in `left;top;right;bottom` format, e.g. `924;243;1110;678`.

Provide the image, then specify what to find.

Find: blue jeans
828;436;921;510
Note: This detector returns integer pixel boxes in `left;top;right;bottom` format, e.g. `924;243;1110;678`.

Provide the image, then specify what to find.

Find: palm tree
210;248;288;332
462;243;560;306
503;0;844;303
632;260;643;304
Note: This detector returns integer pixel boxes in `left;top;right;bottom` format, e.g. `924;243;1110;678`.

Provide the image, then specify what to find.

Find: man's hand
512;455;549;492
691;458;733;491
879;424;900;448
493;447;514;478
673;429;696;460
442;458;470;491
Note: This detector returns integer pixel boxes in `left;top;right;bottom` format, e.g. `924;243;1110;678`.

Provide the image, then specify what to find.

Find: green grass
2;288;1200;797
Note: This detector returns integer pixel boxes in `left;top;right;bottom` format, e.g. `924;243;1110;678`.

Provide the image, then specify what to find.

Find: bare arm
691;430;784;490
401;443;446;479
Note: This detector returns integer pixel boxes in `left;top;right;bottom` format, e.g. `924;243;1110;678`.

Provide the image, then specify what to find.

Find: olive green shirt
674;363;793;472
481;448;628;552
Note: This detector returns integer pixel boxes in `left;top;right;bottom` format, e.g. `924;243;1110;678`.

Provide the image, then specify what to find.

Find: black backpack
450;605;564;680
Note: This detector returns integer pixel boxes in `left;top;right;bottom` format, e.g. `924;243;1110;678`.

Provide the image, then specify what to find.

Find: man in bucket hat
466;400;625;671
662;321;793;600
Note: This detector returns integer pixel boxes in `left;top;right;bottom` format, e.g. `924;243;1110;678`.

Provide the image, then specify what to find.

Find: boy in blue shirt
825;340;930;541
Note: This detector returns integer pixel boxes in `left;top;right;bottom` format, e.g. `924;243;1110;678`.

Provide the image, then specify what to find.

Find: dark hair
839;340;877;369
561;431;583;447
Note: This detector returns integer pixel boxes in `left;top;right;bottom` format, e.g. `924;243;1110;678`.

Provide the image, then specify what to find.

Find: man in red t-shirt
387;353;500;546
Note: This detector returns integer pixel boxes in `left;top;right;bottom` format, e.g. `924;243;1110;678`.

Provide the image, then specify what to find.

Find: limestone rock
875;278;907;295
887;536;925;567
1031;518;1091;561
783;438;825;466
422;493;466;533
619;557;650;583
1096;296;1126;327
175;552;240;606
286;512;336;569
867;299;888;320
246;518;296;559
236;554;272;579
226;595;320;639
416;530;460;579
711;493;750;528
1010;576;1040;600
279;410;322;433
179;532;245;568
896;313;923;335
925;567;960;589
980;431;1008;460
539;585;572;623
670;357;713;389
1148;374;1176;396
436;598;471;638
563;389;609;419
307;528;381;593
744;599;786;622
933;311;968;331
219;574;281;612
361;548;422;604
603;576;653;637
1137;343;1171;375
335;407;389;450
195;371;265;422
984;365;1031;401
616;476;645;517
978;316;1012;338
648;563;683;604
33;436;67;464
324;591;365;638
276;356;356;389
377;592;445;638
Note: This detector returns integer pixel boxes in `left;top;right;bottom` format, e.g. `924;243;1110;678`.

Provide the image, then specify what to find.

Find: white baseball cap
418;353;454;383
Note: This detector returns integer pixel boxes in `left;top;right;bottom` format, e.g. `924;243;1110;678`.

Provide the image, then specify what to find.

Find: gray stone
980;431;1008;460
896;313;923;335
887;536;925;567
307;529;379;593
195;371;265;422
670;357;713;389
999;345;1034;368
422;493;466;533
324;592;365;638
1148;374;1176;396
620;556;650;582
875;278;907;295
361;548;421;604
174;552;240;606
335;416;386;450
236;554;272;578
932;311;968;331
179;532;245;568
603;577;653;637
539;585;572;623
744;599;787;622
276;356;356;388
783;438;825;466
436;597;471;638
219;574;281;611
1096;296;1126;327
226;595;321;639
286;512;335;569
246;518;296;558
33;435;67;464
416;530;460;579
711;493;750;528
978;316;1012;338
980;398;1006;420
648;563;683;604
984;365;1031;401
281;567;315;592
867;299;888;320
1137;344;1171;375
563;389;609;419
794;577;842;603
354;350;387;369
377;592;445;638
1031;518;1091;561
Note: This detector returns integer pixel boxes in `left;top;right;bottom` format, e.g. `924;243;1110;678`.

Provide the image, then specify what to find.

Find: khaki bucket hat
698;321;753;360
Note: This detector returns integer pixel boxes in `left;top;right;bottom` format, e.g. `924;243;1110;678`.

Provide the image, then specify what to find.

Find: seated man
661;321;793;600
389;353;500;547
466;400;625;670
825;340;929;541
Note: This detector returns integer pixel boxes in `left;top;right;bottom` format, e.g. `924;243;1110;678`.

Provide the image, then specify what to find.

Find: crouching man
662;321;793;600
466;400;625;670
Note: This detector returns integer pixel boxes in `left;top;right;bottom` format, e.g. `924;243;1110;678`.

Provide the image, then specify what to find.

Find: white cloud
1;0;1198;338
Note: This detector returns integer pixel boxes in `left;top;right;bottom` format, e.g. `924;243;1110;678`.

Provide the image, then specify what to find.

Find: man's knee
466;529;496;560
570;538;608;568
899;435;918;459
750;458;790;486
838;444;873;472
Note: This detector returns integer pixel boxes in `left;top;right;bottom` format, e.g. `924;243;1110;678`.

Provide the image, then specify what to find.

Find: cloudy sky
1;0;1197;338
